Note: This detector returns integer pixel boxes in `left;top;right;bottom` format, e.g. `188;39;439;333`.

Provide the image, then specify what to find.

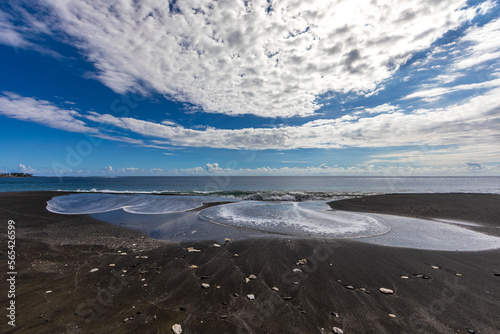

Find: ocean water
1;176;499;199
9;175;500;250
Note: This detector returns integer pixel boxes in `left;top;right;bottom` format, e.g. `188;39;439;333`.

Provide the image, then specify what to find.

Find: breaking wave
56;188;369;201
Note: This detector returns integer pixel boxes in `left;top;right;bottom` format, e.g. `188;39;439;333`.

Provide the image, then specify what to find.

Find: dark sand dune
1;192;499;333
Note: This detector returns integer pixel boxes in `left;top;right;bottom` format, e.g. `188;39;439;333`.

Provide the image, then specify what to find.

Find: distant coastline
0;173;33;177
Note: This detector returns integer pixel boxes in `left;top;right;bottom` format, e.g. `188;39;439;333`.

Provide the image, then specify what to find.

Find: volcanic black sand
1;191;499;333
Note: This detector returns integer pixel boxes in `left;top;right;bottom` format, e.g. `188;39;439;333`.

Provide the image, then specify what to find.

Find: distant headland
0;173;33;177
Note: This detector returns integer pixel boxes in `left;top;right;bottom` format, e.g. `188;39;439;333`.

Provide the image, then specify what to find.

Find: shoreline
1;191;499;333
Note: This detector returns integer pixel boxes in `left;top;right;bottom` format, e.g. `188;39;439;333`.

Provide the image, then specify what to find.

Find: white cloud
402;77;500;102
0;92;94;133
3;0;483;117
362;103;400;114
161;162;500;176
18;163;35;173
454;17;500;70
0;11;30;48
85;86;500;158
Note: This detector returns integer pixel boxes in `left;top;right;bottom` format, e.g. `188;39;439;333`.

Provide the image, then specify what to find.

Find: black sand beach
1;192;499;333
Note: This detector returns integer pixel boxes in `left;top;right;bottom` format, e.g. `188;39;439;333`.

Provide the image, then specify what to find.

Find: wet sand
1;191;499;333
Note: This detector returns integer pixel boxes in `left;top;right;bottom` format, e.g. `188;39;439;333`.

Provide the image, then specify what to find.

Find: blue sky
0;0;499;176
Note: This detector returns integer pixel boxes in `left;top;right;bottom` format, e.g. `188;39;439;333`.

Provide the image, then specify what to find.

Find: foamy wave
47;193;231;215
199;201;390;238
55;188;373;200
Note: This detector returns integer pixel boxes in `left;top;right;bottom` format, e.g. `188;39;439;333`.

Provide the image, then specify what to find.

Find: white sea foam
199;201;500;251
199;201;391;238
47;193;229;215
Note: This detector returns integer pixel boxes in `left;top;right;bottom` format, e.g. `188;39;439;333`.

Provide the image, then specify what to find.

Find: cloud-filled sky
0;0;499;176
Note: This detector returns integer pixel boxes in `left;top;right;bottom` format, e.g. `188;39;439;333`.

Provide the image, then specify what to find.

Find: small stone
187;247;201;253
283;296;292;301
248;274;257;280
90;268;99;273
245;278;250;283
120;253;127;256
109;264;115;267
46;290;52;294
222;302;227;305
216;285;221;289
247;294;255;300
296;259;307;265
293;268;302;273
414;274;430;279
172;324;182;334
180;306;186;311
431;265;440;269
379;288;394;294
123;317;130;322
344;285;354;290
220;314;228;319
272;287;279;291
224;238;231;242
233;293;239;297
467;330;476;333
456;273;463;277
201;283;210;289
359;287;366;292
300;310;306;314
332;327;344;334
213;243;221;248
493;273;500;277
388;313;396;318
331;312;339;317
400;275;409;279
200;275;210;279
189;265;198;269
233;254;239;257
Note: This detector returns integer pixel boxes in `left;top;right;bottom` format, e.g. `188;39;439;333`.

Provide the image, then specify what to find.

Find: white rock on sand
172;323;182;333
379;288;394;294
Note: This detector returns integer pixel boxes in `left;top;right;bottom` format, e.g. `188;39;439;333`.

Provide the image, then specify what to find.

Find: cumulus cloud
18;163;35;173
157;162;500;176
1;0;483;117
